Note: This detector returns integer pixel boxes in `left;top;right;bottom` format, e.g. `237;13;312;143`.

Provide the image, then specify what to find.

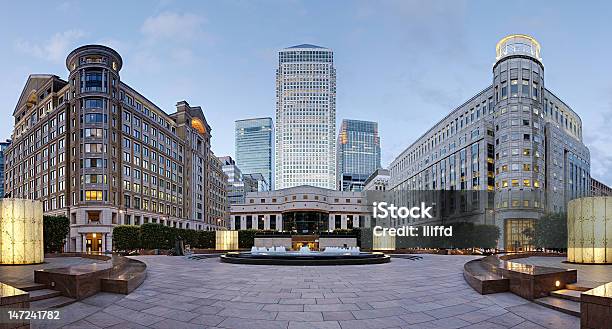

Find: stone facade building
4;45;228;252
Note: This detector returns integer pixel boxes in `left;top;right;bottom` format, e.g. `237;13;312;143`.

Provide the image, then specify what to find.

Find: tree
43;215;70;253
526;212;567;250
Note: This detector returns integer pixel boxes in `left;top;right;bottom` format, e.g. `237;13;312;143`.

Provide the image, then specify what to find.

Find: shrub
112;225;141;251
43;215;70;253
140;223;174;250
238;229;258;248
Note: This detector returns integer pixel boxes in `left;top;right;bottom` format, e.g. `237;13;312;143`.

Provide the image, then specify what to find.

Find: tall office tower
4;45;228;252
235;118;273;190
0;140;11;198
275;44;336;190
388;35;590;250
337;119;381;191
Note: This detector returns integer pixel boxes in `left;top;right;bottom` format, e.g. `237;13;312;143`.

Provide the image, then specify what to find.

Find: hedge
112;225;141;251
43;215;70;253
238;229;258;248
112;223;216;251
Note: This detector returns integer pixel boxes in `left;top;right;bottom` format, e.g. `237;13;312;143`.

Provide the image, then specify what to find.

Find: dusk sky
1;0;611;185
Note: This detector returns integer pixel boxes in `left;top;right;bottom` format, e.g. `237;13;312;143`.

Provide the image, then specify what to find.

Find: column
106;234;113;253
76;234;83;252
341;215;347;230
277;213;282;231
264;214;270;230
328;214;335;231
82;234;87;253
101;233;107;252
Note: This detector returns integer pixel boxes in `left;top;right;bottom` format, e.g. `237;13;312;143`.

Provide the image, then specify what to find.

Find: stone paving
32;254;580;329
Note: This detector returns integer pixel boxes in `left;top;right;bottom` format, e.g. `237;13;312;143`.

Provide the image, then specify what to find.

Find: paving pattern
33;254;580;329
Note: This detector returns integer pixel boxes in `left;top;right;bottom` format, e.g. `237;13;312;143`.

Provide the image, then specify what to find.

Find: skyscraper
235;118;273;191
337;119;381;191
275;44;336;190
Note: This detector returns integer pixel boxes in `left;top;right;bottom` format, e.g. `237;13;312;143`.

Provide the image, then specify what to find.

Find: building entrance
292;235;319;250
85;233;103;253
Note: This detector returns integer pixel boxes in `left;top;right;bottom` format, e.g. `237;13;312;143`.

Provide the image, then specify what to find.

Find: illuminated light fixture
555;280;561;287
191;118;207;135
568;197;612;264
92;233;97;238
373;232;395;251
216;231;238;251
0;199;44;265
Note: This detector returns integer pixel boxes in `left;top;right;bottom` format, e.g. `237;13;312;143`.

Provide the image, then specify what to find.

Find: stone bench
34;255;146;300
580;282;612;329
463;258;509;294
464;254;577;300
100;256;147;294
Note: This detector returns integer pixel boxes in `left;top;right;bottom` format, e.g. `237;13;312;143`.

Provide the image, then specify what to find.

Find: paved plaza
512;256;612;284
32;254;580;329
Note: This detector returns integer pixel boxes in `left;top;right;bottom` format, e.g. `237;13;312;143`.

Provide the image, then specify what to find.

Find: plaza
32;255;579;329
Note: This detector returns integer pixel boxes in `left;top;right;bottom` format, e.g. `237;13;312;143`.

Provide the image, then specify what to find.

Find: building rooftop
286;44;325;49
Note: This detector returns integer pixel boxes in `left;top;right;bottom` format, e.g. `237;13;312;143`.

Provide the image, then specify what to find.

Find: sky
0;0;611;185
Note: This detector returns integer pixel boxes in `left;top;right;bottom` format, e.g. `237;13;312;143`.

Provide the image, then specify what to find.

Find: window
85;190;103;201
84;98;103;109
84;113;105;123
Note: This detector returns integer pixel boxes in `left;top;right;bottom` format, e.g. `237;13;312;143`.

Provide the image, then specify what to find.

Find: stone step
30;296;76;310
551;289;581;302
14;282;48;292
27;289;62;302
566;280;606;292
534;296;580;317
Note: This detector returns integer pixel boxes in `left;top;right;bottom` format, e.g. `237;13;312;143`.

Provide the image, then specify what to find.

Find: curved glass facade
282;211;328;234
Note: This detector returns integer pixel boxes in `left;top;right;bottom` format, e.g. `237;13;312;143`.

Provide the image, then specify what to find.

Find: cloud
15;29;86;62
141;12;205;42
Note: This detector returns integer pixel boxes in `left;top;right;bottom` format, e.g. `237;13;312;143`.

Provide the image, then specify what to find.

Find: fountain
222;245;389;265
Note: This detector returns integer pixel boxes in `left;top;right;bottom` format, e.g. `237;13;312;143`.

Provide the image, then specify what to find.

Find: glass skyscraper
235;118;273;190
337;120;381;191
275;44;336;190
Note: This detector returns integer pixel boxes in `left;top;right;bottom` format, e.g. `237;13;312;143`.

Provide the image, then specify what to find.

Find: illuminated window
512;179;519;187
534;180;540;188
502;180;508;187
523;148;531;156
523;164;531;171
85;190;103;201
523;179;531;187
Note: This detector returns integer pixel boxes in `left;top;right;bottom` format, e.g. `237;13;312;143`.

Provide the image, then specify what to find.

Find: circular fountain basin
220;251;390;266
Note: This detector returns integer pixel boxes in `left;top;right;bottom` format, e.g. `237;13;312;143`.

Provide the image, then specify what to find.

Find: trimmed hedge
112;225;141;251
112;223;216;251
238;229;258;248
43;215;70;253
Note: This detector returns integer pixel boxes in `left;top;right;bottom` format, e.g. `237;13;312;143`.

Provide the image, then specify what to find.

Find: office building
235;118;273;190
337;119;381;191
275;44;336;190
591;177;612;196
0;140;11;198
230;186;369;234
209;152;229;228
364;168;390;192
3;45;228;252
244;173;269;192
388;35;591;250
220;156;258;204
